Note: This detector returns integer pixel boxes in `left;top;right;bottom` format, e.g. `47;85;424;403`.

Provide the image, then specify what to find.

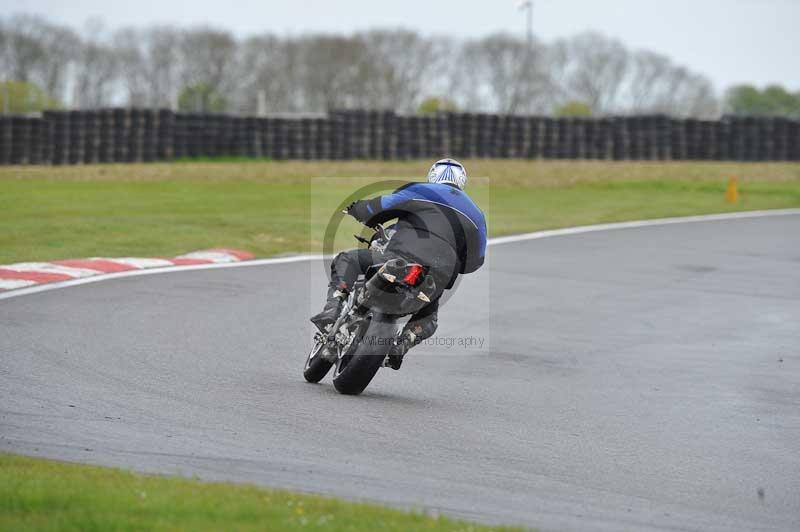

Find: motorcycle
303;224;437;395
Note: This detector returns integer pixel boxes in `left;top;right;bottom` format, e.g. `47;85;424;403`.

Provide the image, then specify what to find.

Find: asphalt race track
2;215;799;531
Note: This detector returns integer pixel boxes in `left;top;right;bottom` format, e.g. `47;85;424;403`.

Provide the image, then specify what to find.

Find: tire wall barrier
1;110;799;164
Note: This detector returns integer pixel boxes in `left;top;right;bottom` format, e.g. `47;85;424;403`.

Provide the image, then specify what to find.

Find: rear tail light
403;264;424;286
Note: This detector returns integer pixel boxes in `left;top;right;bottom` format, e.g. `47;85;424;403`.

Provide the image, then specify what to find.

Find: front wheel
332;313;397;395
303;336;334;383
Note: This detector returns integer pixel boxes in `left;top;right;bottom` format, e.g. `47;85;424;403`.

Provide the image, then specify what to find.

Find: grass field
0;453;524;532
1;160;799;264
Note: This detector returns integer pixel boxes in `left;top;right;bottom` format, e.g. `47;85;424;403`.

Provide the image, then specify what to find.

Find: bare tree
144;27;181;108
113;26;180;108
666;70;718;118
0;13;722;117
39;25;79;104
355;30;440;112
0;15;46;83
628;50;675;113
623;50;717;117
178;27;237;110
186;28;439;114
114;28;148;106
298;35;373;111
0;14;81;105
454;33;552;114
72;20;118;108
235;34;305;113
551;32;629;114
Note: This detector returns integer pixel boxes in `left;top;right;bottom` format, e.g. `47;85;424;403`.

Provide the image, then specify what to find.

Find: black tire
303;338;334;383
332;313;396;395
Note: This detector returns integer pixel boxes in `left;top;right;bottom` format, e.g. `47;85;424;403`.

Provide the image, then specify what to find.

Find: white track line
1;209;798;302
487;208;800;245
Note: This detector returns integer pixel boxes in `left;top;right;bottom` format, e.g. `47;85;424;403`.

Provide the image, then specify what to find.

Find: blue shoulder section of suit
380;182;487;255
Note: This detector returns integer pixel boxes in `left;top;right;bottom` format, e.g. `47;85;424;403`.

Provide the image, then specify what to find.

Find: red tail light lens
403;264;424;285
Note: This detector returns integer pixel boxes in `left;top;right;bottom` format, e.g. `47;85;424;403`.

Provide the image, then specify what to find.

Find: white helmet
427;158;468;189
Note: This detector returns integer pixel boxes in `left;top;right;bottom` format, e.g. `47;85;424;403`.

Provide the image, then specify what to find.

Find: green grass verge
173;155;276;163
0;453;524;531
1;160;799;263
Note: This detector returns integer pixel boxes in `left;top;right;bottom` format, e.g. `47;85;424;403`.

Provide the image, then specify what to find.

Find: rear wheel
333;313;397;395
303;335;334;383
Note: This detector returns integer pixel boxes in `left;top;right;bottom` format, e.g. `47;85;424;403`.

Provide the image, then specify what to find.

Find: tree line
725;85;800;117
0;13;794;118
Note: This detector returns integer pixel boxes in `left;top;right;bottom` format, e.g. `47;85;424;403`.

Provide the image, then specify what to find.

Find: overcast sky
6;0;799;93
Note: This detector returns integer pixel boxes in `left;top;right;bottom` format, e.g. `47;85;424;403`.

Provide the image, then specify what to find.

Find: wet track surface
2;215;799;531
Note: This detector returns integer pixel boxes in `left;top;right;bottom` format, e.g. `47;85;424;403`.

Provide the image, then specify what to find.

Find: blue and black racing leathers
331;181;487;348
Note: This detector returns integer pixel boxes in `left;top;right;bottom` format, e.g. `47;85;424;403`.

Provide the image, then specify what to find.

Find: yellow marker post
725;176;739;204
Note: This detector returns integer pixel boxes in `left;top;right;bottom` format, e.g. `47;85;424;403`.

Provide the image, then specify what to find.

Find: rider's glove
343;199;378;225
343;201;359;216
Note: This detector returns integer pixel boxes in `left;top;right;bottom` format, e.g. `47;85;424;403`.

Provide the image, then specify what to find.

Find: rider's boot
385;310;438;370
385;330;416;370
310;284;348;332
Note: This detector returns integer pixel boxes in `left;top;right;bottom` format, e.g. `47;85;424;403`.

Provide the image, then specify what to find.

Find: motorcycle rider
311;158;487;370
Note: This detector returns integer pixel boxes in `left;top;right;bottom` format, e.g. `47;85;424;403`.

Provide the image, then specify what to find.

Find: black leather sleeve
348;198;384;225
348;183;416;226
